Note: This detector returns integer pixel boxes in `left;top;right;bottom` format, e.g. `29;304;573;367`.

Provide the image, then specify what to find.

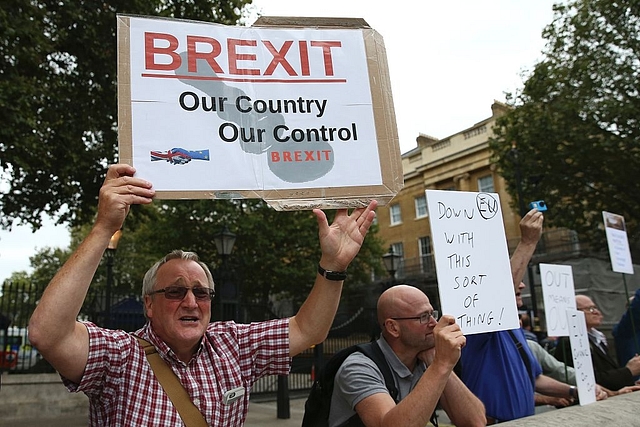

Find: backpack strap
135;336;208;427
507;330;535;389
355;342;399;402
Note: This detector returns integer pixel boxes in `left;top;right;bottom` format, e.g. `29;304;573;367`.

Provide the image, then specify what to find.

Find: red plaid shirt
63;319;290;426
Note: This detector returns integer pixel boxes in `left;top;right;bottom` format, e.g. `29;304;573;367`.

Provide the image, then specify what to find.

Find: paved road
1;398;306;427
1;397;457;427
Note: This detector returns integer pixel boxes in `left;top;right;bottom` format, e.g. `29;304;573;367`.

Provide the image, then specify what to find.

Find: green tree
489;0;640;249
27;246;73;292
1;272;35;327
0;246;72;327
0;0;252;230
14;200;385;321
1;1;387;321
114;200;386;319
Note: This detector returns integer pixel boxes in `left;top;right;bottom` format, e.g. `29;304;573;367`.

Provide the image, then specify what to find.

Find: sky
0;0;561;285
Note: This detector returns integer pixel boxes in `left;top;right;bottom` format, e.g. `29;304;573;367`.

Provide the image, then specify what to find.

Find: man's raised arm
288;200;377;357
510;208;544;286
28;164;154;383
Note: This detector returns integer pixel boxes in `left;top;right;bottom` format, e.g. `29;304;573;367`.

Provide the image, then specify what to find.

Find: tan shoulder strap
135;336;208;427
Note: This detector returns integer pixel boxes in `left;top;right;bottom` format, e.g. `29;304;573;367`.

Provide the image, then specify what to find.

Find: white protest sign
116;15;403;210
566;309;597;405
426;190;519;335
602;211;634;274
540;264;576;337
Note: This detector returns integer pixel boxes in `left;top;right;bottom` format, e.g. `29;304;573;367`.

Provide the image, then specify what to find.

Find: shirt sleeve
61;322;134;398
230;318;291;382
334;352;390;409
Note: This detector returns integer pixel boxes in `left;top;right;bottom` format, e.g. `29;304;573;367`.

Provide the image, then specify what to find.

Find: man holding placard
459;209;607;424
555;295;640;392
28;164;379;426
328;285;486;427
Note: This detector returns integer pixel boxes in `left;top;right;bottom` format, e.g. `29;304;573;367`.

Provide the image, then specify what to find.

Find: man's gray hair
142;250;215;300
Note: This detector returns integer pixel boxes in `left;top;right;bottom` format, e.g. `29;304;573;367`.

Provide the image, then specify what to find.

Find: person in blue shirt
460;209;608;424
613;288;640;376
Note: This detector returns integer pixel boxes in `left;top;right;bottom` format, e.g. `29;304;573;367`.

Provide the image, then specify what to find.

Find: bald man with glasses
554;294;640;392
328;284;486;427
28;163;379;427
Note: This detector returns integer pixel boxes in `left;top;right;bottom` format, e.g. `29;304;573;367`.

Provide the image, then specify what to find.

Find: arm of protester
535;393;572;408
427;317;485;426
438;370;486;426
510;208;544;286
289;200;377;357
607;385;640;395
527;339;576;385
28;164;155;383
586;354;640;391
355;316;481;427
626;354;640;376
535;374;608;401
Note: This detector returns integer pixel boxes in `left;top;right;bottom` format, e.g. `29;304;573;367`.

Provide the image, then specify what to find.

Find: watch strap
317;264;347;281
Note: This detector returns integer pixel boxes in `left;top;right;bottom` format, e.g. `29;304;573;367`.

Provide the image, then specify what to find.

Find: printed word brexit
144;32;343;77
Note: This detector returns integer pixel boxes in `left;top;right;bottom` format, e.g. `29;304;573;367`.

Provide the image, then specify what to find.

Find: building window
415;195;428;218
478;175;494;193
391;242;404;257
390;204;402;225
419;236;435;274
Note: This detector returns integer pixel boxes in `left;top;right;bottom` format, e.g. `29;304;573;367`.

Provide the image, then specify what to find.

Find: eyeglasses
149;286;215;301
391;310;439;324
579;305;599;314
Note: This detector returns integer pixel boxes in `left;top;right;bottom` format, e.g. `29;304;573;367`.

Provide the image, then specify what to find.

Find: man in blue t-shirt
460;208;608;424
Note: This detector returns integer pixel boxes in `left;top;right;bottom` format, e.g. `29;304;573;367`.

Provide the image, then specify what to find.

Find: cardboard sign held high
116;15;403;210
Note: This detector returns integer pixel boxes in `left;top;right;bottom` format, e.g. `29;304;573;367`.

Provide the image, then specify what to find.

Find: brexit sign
117;15;402;210
144;32;344;79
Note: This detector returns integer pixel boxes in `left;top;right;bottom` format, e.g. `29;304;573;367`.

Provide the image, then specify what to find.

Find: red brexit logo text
144;32;343;78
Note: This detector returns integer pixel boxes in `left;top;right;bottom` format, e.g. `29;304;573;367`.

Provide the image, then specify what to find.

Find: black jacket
555;334;635;391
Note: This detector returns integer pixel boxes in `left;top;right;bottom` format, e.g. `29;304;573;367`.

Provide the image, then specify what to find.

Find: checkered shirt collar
140;322;206;365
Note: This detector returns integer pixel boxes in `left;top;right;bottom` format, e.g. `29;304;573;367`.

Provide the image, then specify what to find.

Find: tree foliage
114;200;386;316
489;0;640;250
0;1;387;319
0;0;252;230
9;200;385;320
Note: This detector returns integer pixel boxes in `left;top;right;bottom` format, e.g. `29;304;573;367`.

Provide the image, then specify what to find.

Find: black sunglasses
149;286;215;301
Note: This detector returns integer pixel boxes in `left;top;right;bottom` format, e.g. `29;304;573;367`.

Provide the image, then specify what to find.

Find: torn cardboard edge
117;15;403;210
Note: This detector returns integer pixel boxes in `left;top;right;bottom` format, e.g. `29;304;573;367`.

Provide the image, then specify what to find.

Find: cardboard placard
540;263;576;337
116;15;403;210
602;211;634;274
566;309;597;405
426;190;519;335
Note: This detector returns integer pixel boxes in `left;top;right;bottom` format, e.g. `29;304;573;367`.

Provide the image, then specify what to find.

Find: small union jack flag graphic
150;148;210;165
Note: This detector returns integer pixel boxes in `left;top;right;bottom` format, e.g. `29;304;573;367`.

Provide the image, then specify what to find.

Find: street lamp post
213;225;236;321
104;230;123;328
382;246;401;280
375;246;403;339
